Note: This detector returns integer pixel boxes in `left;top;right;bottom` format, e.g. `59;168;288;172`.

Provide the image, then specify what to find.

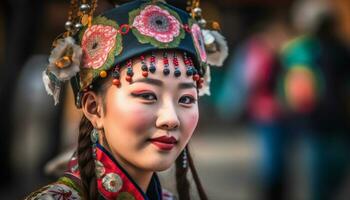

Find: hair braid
77;115;98;200
188;148;208;200
175;146;208;200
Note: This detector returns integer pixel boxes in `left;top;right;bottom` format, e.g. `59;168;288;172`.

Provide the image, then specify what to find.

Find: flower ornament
81;24;118;69
191;22;207;63
79;16;122;89
43;36;82;105
47;36;82;81
130;4;185;48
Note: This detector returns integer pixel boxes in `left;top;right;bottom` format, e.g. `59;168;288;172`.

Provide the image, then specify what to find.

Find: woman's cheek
181;108;199;137
121;103;155;132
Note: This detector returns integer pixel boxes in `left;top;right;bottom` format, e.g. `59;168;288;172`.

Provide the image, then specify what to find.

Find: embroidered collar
65;143;162;200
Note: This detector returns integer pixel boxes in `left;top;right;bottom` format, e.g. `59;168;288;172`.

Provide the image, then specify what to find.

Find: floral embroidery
129;4;185;48
79;16;123;89
190;22;207;62
81;24;118;69
47;184;80;200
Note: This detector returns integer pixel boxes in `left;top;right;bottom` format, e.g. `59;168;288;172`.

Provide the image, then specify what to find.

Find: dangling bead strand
112;64;121;87
173;52;181;77
125;59;134;83
190;57;200;81
183;52;194;76
140;55;149;77
163;52;170;76
149;52;156;73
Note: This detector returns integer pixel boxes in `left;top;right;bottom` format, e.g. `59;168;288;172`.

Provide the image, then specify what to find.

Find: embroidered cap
43;0;228;107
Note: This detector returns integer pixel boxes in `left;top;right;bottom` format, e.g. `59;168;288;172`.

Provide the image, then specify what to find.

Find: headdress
42;0;228;107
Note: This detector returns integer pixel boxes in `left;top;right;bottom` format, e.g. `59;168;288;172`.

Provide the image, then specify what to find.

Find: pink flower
81;25;118;69
191;23;207;62
132;5;181;43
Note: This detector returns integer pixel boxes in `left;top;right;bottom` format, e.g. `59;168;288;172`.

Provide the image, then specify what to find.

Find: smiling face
97;51;199;172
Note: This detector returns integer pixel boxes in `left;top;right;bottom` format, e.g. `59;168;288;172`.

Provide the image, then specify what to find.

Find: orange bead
126;76;132;82
193;74;200;81
142;71;149;77
112;79;120;86
100;70;107;78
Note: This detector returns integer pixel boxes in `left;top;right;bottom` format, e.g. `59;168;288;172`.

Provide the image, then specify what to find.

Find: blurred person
0;0;44;189
216;11;293;200
278;0;350;199
24;0;228;199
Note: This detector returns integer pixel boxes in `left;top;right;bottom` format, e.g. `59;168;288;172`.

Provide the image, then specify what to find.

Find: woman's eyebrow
178;82;196;89
131;78;163;86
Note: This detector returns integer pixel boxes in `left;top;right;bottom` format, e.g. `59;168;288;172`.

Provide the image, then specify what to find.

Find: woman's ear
81;91;104;129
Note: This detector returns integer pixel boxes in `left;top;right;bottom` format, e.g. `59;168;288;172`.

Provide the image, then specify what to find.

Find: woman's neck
101;141;153;192
115;154;154;192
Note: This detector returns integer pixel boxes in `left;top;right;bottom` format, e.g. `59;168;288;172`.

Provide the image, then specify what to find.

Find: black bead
186;67;193;76
127;68;134;76
193;68;198;75
141;64;148;71
163;68;170;75
174;69;181;77
112;71;120;79
149;64;156;73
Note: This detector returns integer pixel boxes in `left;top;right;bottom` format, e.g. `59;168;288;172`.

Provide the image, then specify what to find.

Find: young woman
25;0;227;199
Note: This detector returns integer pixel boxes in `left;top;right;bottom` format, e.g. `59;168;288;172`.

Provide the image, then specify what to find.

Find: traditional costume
25;0;228;199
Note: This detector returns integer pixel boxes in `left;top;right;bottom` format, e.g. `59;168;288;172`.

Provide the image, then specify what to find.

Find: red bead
140;55;145;60
126;76;132;82
112;79;121;86
193;74;200;81
142;71;148;77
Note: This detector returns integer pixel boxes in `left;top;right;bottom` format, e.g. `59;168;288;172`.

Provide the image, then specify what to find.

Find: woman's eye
179;95;196;105
131;92;157;101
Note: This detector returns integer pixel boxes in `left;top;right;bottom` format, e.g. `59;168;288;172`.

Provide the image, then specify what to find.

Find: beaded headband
42;0;228;107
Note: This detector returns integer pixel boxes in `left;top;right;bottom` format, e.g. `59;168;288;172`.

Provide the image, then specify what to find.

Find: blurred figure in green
278;0;350;199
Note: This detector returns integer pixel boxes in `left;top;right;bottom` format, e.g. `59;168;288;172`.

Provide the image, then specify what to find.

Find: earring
91;128;99;159
182;147;188;169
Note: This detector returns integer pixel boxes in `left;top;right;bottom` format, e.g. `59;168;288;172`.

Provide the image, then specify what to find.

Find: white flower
198;65;211;96
202;30;228;67
47;36;82;81
42;70;62;105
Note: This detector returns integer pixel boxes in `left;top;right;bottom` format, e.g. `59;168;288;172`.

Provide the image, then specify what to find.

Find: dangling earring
91;128;99;159
182;147;188;169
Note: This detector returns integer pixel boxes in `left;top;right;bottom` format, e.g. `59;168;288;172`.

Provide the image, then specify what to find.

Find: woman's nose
156;103;180;130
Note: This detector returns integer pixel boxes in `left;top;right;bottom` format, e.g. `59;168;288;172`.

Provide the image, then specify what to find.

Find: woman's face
101;51;199;171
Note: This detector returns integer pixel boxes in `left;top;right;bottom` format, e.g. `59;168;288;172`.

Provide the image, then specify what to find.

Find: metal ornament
95;160;106;178
182;148;188;169
102;173;123;193
91;128;99;144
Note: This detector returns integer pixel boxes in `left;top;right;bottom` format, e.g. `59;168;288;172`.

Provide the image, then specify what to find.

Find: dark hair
77;51;208;200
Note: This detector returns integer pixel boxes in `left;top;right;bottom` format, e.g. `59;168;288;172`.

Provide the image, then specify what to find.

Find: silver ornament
79;4;91;12
198;19;207;28
64;21;73;31
95;160;105;178
102;173;123;193
193;7;202;16
74;23;83;30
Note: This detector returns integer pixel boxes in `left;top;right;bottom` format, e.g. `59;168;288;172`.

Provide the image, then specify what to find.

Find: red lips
149;136;177;151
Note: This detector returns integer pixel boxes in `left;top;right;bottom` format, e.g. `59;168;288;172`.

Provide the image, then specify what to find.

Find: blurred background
0;0;349;199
